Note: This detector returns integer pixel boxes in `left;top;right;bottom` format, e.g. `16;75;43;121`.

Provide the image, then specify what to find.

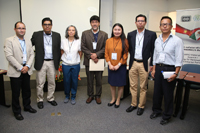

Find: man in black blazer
31;17;61;109
126;14;157;115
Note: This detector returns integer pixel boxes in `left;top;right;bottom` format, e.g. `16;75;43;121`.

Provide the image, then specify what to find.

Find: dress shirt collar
92;29;99;34
137;29;145;35
43;31;52;36
159;32;173;39
17;36;25;41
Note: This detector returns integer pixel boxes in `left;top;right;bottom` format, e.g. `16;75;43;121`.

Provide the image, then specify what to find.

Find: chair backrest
181;64;200;74
181;64;200;89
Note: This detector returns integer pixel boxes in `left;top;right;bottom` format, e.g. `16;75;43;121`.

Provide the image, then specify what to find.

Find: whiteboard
21;0;99;40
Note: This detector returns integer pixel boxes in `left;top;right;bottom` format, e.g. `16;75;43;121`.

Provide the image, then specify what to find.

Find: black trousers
152;65;176;120
85;66;103;97
10;73;31;114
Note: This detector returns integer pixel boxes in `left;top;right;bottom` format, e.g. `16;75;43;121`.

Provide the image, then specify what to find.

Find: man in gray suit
81;15;108;104
4;21;37;120
31;17;61;109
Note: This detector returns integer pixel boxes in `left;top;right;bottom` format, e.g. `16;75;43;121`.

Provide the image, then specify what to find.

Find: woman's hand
114;65;119;71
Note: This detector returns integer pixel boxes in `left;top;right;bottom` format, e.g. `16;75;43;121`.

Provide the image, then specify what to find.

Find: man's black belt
44;59;53;61
134;58;143;63
23;64;26;66
156;64;175;68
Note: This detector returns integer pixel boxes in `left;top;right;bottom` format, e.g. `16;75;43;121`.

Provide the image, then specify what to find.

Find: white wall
0;0;20;70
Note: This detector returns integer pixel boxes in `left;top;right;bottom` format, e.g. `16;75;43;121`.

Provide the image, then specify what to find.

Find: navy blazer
31;31;61;70
127;29;157;72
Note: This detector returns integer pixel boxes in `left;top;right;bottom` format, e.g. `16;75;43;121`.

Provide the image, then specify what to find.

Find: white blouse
61;38;81;65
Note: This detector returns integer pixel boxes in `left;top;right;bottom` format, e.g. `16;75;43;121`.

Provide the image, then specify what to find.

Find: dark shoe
108;101;116;107
37;102;44;109
150;112;161;119
86;97;94;103
48;100;57;106
24;107;37;113
14;114;24;120
126;106;137;112
137;108;144;115
95;97;101;104
114;104;120;108
160;119;169;125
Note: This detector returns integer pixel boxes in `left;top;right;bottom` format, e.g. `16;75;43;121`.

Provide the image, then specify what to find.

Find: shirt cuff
26;65;30;69
19;67;23;71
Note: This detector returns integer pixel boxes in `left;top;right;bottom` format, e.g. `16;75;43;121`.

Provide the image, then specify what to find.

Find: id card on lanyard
111;38;120;60
93;42;97;50
111;53;117;60
158;36;170;63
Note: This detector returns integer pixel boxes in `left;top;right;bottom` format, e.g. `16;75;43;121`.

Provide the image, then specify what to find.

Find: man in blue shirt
150;16;184;125
4;21;36;120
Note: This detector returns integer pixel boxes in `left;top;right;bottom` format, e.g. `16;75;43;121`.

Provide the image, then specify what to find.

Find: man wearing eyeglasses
150;16;183;125
127;14;157;115
31;17;61;109
4;21;37;120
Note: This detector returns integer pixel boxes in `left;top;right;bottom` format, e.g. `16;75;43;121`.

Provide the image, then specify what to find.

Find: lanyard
137;34;144;45
68;39;74;52
160;36;171;51
113;38;121;52
44;35;52;45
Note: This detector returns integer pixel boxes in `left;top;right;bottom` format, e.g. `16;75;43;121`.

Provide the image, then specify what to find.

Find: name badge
23;54;27;62
67;53;72;61
46;45;52;54
93;42;97;50
111;53;117;60
159;53;165;62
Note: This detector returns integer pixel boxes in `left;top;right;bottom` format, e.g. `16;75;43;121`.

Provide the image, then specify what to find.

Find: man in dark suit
126;14;157;115
4;21;37;120
81;15;108;104
31;17;61;109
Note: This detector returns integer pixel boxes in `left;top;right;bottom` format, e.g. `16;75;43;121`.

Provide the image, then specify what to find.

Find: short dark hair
42;17;52;25
14;21;25;28
160;16;173;24
135;14;147;22
65;25;79;39
90;15;100;23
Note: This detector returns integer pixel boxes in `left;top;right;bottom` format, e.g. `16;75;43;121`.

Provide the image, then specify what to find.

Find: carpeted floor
0;81;200;133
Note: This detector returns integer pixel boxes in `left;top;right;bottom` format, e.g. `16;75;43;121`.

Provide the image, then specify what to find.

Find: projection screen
21;0;100;68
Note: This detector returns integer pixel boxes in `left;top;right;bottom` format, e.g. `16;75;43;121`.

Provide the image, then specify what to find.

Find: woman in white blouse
61;25;82;105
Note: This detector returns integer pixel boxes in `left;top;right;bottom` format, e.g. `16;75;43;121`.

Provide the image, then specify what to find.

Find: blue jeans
62;64;80;100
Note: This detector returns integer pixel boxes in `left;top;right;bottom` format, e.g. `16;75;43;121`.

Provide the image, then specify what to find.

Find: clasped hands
108;62;119;71
21;66;29;74
90;53;98;63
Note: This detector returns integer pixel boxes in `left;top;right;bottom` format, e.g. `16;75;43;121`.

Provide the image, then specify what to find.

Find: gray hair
65;25;79;39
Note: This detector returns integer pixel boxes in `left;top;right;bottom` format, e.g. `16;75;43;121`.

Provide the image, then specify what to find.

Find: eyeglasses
43;24;52;26
137;20;145;23
16;28;26;30
160;23;172;27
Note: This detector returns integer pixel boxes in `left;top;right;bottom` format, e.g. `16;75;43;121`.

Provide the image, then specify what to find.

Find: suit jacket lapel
96;31;102;50
142;30;149;53
14;35;23;53
132;31;137;53
52;32;54;53
40;31;45;52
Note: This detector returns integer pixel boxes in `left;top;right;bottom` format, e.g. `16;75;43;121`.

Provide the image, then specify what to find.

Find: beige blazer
4;35;34;77
81;29;108;66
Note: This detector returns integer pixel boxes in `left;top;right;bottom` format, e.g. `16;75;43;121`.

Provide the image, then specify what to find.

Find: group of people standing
4;14;183;126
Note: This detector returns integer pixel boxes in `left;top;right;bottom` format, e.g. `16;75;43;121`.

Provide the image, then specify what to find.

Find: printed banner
176;8;200;65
